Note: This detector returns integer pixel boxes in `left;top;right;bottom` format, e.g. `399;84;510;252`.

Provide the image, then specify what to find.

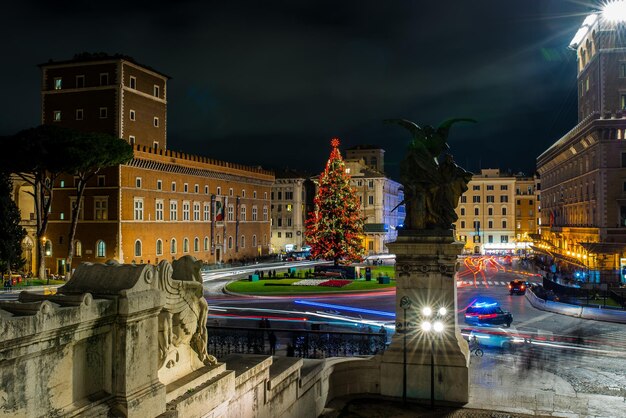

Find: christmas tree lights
305;138;364;265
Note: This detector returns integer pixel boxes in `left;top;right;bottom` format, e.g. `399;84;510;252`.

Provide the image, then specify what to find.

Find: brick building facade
28;54;273;275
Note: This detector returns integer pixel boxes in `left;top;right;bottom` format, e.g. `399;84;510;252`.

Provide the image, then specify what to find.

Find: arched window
171;238;177;254
204;237;209;251
252;235;257;248
194;237;199;252
75;240;82;257
502;207;507;216
96;240;106;258
134;240;142;257
183;238;189;253
228;236;233;249
241;235;245;248
156;239;163;256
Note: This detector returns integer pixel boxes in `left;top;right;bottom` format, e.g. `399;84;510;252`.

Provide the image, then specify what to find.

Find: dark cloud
0;0;595;179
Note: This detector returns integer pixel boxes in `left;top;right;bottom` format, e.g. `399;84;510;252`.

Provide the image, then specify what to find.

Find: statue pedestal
380;230;469;404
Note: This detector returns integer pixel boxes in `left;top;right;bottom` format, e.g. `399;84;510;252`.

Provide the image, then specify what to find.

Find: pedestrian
260;270;264;279
268;331;277;355
286;343;295;357
259;317;266;328
264;318;271;329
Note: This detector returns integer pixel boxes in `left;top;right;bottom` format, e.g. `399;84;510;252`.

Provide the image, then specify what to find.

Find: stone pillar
380;230;469;404
110;289;166;417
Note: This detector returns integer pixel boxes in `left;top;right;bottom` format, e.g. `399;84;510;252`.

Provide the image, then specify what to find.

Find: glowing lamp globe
433;321;444;333
603;0;626;22
421;321;432;332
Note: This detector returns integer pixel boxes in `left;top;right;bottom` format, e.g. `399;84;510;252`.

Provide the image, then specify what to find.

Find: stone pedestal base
380;332;469;404
380;230;469;404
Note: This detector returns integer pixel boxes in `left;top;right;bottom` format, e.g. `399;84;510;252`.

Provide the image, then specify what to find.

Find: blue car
462;327;523;349
464;301;513;327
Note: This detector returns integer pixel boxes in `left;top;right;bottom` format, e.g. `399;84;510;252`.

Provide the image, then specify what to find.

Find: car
508;280;527;295
464;302;513;327
462;327;523;349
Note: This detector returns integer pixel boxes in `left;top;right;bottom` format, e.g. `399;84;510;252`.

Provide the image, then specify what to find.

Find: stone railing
207;326;388;359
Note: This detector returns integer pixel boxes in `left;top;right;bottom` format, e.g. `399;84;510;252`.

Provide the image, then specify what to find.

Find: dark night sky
0;1;601;180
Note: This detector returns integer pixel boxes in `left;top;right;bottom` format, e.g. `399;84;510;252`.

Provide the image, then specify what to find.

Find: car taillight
521;285;525;289
508;284;511;289
478;314;497;319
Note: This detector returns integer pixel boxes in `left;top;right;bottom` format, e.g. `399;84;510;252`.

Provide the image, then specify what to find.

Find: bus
283;250;312;261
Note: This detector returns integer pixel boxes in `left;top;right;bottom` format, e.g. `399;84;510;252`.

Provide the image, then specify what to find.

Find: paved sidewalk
322;352;626;418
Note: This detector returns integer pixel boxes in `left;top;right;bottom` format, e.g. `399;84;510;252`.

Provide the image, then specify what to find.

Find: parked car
508;280;528;295
464;302;513;327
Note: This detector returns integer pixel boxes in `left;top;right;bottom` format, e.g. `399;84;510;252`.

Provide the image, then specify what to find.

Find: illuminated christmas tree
306;138;364;265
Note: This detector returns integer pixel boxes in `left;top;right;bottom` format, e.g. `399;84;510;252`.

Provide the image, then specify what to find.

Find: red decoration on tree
305;139;364;266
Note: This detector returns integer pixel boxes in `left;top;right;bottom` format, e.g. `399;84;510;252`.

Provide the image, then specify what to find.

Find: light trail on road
456;256;542;289
207;289;396;302
294;300;395;318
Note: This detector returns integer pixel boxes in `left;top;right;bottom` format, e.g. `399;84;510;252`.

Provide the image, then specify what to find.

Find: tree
63;132;133;277
305;138;364;265
0;125;73;279
0;173;26;277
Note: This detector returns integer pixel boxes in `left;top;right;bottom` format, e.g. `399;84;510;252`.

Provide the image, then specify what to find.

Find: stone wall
0;259;336;418
0;256;464;417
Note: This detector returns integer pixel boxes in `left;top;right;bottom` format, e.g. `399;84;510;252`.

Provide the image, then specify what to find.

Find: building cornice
125;158;274;187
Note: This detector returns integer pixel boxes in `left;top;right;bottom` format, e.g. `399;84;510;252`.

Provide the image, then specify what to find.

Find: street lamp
603;1;626;23
419;304;447;410
399;296;412;404
42;236;50;282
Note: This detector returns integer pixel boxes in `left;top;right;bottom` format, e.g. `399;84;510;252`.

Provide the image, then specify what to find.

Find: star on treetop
330;137;340;148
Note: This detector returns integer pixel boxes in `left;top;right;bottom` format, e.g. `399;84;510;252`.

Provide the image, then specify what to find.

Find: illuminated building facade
344;149;404;255
22;54;273;275
454;169;539;255
537;9;626;284
270;170;315;253
515;176;539;247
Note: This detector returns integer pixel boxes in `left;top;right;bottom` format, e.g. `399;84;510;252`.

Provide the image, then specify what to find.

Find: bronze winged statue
385;118;475;231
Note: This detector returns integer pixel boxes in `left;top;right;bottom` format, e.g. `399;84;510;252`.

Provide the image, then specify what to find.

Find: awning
363;223;389;233
550;252;587;269
580;242;626;254
530;245;587;268
530;245;552;255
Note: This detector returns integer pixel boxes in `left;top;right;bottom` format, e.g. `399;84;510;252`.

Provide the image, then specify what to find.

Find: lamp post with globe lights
399;296;413;404
419;305;448;410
